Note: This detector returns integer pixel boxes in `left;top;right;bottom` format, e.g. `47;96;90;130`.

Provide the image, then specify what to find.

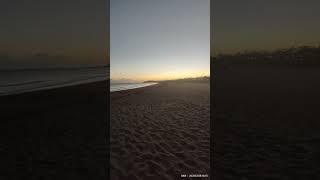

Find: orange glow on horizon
112;70;210;82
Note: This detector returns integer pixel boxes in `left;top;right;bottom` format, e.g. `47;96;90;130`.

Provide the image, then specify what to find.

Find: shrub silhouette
211;45;320;67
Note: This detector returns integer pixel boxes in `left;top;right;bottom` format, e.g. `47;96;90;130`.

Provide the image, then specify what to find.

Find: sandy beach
0;81;109;179
111;82;210;180
213;62;320;179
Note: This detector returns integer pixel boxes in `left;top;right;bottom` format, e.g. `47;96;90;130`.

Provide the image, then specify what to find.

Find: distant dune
144;76;210;84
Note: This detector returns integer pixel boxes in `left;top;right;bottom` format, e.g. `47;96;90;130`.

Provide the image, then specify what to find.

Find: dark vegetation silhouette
145;76;210;83
212;45;320;67
166;76;209;83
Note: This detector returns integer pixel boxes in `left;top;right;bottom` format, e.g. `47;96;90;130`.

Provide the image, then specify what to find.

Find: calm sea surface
0;67;108;96
110;82;157;92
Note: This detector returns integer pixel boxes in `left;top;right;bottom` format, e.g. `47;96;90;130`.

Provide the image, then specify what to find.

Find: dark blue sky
212;0;320;55
3;0;317;69
111;0;210;81
0;0;108;68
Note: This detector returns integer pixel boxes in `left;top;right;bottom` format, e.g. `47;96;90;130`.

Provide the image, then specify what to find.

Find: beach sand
0;81;109;179
213;64;320;179
111;82;210;180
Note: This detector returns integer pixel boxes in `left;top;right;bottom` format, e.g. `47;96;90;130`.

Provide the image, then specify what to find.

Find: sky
0;0;109;69
212;0;320;56
110;0;210;82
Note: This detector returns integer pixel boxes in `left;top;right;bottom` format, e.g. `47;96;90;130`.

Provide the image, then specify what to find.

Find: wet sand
213;64;320;179
0;81;109;179
111;82;210;180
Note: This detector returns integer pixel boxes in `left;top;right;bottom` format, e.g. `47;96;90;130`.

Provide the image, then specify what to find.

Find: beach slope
111;82;210;180
213;60;320;179
0;81;109;179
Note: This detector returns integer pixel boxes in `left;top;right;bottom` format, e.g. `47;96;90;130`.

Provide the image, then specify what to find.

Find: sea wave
110;82;157;92
0;67;109;96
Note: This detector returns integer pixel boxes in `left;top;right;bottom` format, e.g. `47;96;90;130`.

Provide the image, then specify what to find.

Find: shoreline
110;82;158;93
0;78;108;97
110;81;209;99
110;82;162;100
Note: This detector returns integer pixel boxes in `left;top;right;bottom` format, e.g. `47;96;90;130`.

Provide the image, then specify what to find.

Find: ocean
110;82;158;92
0;67;108;96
